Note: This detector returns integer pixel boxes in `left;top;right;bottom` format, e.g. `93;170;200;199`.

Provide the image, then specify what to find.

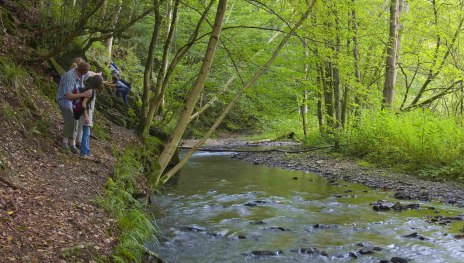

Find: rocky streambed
151;144;464;262
229;142;464;207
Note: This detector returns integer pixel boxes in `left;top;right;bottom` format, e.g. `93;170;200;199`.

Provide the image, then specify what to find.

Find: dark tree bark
382;0;400;109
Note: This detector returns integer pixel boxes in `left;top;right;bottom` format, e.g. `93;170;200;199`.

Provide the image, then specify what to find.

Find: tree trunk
382;0;399;109
159;1;317;184
317;86;324;134
139;0;215;136
155;0;227;184
137;1;162;135
105;0;123;59
333;38;341;129
301;90;308;137
189;76;236;123
351;0;361;116
323;62;334;129
142;0;180;135
301;45;310;138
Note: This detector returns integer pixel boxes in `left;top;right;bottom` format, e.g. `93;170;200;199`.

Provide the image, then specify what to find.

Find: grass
345;109;464;183
98;142;163;262
0;57;29;87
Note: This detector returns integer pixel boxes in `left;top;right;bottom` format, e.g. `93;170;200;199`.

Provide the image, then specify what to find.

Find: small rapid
149;152;464;263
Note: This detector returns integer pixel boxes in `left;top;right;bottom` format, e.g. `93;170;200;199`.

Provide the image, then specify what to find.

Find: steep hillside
0;61;142;261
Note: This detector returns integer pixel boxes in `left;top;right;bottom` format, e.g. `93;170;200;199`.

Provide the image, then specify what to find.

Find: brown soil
0;82;138;261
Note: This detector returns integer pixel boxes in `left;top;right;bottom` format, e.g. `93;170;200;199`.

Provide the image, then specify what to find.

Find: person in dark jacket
111;75;130;105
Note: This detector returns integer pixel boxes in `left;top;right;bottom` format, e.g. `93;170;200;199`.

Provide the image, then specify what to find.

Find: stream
149;151;464;263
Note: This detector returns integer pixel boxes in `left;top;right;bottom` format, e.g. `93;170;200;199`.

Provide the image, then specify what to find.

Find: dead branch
0;177;23;190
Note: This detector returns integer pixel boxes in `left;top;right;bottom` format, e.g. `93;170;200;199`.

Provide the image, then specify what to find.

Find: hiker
69;57;101;148
74;75;104;157
106;61;120;78
56;62;92;153
112;75;130;105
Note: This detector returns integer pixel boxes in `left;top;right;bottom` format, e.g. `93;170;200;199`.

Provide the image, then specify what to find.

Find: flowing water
149;151;464;263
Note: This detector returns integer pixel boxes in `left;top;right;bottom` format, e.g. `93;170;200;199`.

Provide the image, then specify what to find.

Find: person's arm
82;95;91;124
65;89;92;100
85;71;102;78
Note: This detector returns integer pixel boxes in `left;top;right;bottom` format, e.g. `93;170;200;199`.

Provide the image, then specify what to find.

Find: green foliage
347;109;464;173
86;42;108;65
98;146;158;262
92;121;110;141
302;129;333;146
1;102;17;122
0;57;29;87
419;160;464;184
112;45;144;93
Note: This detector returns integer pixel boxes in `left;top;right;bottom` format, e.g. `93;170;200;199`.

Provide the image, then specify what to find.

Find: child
70;57;102;149
79;75;104;157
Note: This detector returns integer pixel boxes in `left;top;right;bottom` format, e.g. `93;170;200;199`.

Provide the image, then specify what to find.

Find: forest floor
0;85;138;262
183;139;464;207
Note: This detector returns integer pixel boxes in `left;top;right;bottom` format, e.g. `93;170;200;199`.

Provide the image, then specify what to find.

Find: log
250;132;297;144
179;144;337;154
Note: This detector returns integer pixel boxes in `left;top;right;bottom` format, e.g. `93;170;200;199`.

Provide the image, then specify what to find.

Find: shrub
346;109;464;172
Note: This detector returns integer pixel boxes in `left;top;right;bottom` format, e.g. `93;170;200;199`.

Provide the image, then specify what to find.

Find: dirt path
0;87;138;261
183;139;464;207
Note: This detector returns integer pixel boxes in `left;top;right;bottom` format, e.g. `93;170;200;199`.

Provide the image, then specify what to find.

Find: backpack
73;90;94;120
110;62;120;71
119;79;131;91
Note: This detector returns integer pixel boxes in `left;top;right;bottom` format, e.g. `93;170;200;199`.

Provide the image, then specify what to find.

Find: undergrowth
345;109;464;182
98;145;160;262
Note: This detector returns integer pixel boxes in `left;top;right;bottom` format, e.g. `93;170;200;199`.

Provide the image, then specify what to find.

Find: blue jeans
80;125;91;156
116;88;129;104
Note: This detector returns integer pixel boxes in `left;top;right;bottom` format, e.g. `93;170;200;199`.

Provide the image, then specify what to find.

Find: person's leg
60;107;75;151
73;118;83;147
68;118;80;153
123;91;129;105
80;125;91;156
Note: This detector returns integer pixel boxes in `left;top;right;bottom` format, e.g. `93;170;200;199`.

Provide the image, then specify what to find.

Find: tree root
0;177;23;190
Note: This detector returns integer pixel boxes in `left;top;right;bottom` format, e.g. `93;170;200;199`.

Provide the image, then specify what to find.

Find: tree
155;0;228;184
158;0;317;184
382;0;401;109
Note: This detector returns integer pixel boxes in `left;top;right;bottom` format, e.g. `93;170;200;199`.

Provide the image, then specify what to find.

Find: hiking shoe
70;146;79;154
61;144;70;153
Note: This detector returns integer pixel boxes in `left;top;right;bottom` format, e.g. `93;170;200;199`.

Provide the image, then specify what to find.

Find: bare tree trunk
382;0;399;109
139;0;215;136
159;1;317;184
106;0;123;59
323;62;334;129
301;90;308;137
142;0;180;134
137;0;162;135
333;12;341;130
351;0;361;116
316;66;324;134
301;45;310;138
155;0;227;184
